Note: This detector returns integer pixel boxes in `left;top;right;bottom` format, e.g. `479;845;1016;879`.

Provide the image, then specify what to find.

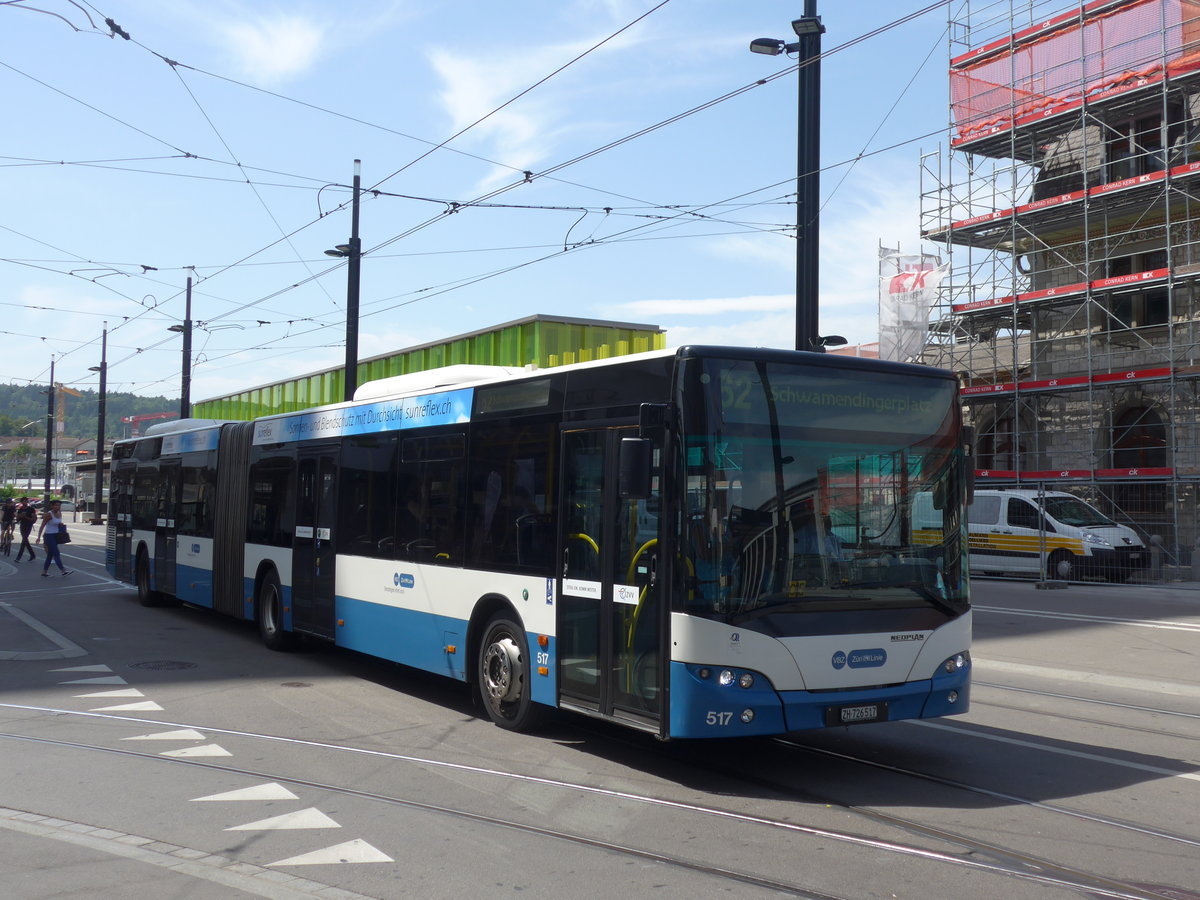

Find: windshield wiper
905;582;964;617
729;596;873;624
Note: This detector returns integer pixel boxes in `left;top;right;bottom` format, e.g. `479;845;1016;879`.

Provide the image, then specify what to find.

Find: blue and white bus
107;345;971;738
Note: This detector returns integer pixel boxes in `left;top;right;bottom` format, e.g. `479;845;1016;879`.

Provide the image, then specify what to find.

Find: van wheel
1049;550;1074;581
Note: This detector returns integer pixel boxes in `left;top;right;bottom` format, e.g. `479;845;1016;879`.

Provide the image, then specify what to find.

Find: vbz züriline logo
832;649;887;670
393;573;415;589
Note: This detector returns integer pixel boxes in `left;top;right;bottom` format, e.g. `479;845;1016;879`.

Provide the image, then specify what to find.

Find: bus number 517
706;711;733;726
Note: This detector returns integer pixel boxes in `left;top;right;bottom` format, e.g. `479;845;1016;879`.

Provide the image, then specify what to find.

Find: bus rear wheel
256;571;293;651
136;549;160;607
478;612;544;732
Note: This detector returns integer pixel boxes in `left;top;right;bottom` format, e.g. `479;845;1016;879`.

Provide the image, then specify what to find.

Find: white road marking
0;603;87;660
50;664;112;673
913;720;1200;782
974;658;1200;698
226;808;340;831
0;809;380;898
61;676;128;685
75;689;145;699
974;604;1200;632
267;839;393;867
89;700;163;712
192;783;300;802
122;729;207;741
159;743;232;758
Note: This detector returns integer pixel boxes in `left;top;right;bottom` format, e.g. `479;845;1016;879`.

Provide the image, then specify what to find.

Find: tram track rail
0;702;1193;900
970;682;1200;742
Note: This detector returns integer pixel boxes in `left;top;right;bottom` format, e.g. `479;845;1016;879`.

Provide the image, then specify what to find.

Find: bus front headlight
943;652;970;674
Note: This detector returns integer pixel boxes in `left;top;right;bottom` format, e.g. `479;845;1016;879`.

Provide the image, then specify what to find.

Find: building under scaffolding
920;0;1200;578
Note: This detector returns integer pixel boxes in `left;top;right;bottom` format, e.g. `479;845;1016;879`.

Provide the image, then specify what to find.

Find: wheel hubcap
263;588;278;633
482;636;522;703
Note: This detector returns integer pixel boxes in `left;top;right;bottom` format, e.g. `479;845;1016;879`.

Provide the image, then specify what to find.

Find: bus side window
248;454;294;547
400;432;466;563
340;434;397;559
466;420;557;573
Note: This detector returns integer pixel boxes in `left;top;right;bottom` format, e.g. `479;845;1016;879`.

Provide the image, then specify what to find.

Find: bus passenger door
109;464;134;581
292;447;338;640
154;460;179;598
558;427;662;729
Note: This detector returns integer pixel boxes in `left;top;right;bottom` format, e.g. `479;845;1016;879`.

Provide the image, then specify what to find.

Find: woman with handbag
36;500;72;577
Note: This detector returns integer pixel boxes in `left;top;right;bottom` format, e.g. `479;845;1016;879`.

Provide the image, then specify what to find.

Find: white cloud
617;294;793;317
598;161;932;351
219;14;325;85
427;46;576;178
708;234;794;269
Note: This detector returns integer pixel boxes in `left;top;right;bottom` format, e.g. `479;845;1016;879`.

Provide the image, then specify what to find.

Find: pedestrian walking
36;500;72;576
1;497;16;555
14;497;38;562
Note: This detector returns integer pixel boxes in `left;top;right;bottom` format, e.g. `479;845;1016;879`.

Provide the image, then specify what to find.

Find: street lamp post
168;277;193;419
43;357;55;503
88;324;107;524
325;159;362;403
751;3;845;353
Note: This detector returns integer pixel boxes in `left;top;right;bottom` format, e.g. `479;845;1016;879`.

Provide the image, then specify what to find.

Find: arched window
977;411;1026;471
1112;406;1167;469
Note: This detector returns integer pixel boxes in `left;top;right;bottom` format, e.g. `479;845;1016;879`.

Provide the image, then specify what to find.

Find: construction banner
878;247;946;363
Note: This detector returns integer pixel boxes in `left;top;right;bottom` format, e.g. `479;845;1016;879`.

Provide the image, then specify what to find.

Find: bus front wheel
256;571;293;651
478;612;544;732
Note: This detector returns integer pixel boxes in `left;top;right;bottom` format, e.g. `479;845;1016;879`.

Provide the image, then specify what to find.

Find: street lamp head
88;364;104;373
325;244;353;258
168;324;187;333
749;37;787;56
791;17;825;37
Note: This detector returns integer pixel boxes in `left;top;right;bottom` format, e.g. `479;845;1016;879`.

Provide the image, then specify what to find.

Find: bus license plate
827;703;886;726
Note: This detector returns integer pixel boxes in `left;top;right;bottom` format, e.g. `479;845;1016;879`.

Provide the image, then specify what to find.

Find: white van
966;489;1147;581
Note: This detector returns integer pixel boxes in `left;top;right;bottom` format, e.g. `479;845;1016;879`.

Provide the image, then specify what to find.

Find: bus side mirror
963;425;976;506
618;437;653;499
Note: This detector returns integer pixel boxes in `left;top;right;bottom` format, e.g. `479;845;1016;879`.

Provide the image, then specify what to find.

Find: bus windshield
681;356;968;619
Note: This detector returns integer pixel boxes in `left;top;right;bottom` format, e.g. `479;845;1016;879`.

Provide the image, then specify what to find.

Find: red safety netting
951;0;1200;144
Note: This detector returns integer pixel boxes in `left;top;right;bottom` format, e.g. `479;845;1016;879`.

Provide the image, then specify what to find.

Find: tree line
0;383;175;440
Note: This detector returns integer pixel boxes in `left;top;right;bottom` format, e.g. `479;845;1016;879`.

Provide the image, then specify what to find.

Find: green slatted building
192;314;666;420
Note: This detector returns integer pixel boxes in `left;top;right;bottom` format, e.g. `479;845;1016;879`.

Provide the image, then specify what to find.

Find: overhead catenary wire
2;0;955;394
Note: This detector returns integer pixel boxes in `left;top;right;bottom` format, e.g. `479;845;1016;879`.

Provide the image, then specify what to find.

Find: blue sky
2;0;958;403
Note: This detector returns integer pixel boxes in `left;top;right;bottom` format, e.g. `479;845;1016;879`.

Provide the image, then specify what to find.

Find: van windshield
1043;497;1115;527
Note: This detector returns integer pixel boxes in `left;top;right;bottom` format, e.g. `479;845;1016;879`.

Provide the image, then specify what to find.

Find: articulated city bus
107;345;972;738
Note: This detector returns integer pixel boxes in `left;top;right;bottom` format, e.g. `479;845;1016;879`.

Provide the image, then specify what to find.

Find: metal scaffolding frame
920;0;1200;578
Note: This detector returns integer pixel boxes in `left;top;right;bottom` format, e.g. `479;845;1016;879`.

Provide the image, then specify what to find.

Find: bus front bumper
667;661;970;738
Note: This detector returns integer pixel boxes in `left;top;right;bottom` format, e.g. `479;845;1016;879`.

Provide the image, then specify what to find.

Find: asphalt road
1;524;1197;899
